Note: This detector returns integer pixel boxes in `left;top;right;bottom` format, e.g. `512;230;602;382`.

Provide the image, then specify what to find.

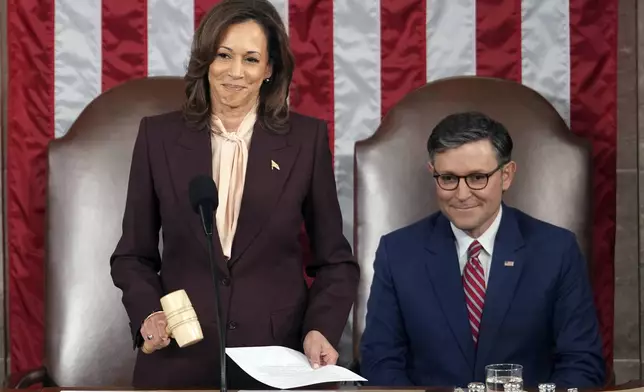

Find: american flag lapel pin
504;261;514;267
271;160;280;171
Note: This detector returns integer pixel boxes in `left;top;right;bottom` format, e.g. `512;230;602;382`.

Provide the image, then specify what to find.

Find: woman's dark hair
182;0;295;134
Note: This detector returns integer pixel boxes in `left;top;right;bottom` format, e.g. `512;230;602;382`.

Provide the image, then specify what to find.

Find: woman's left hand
303;330;338;368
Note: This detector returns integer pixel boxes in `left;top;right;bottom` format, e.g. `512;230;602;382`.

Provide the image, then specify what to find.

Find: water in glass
485;364;523;392
485;375;523;392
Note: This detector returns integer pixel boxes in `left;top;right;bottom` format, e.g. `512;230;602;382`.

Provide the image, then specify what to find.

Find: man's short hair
427;111;513;165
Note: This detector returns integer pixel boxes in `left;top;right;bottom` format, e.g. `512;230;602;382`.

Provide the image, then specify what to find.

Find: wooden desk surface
8;381;637;392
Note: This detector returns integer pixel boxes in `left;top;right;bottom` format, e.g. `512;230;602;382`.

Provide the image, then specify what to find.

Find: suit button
221;277;230;286
228;321;238;330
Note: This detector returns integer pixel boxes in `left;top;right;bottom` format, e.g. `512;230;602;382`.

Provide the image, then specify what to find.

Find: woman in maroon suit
109;0;359;388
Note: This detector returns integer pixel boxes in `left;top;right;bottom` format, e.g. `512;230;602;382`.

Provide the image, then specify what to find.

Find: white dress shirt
450;205;503;285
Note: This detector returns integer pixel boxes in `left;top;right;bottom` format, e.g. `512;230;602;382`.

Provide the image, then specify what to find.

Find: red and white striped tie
463;240;486;344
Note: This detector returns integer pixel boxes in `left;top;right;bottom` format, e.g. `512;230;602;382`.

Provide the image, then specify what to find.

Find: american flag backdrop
6;0;616;375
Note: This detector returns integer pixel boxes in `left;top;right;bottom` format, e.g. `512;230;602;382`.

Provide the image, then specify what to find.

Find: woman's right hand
140;311;171;353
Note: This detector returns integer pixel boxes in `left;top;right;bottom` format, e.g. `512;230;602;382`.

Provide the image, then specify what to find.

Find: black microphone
189;175;218;235
188;175;227;392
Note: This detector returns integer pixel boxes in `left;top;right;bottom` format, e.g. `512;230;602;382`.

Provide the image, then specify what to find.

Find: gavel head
160;289;204;348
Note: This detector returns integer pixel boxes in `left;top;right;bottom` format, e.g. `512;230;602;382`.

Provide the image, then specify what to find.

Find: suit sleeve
550;232;606;387
110;117;164;349
301;119;360;347
359;237;413;386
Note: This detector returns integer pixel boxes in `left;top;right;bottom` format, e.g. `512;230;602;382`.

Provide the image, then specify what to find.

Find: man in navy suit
359;112;605;388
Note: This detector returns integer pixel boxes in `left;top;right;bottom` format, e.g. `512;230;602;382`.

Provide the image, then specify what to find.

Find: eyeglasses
432;163;505;191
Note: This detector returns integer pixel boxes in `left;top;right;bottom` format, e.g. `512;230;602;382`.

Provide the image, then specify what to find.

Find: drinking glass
485;364;523;392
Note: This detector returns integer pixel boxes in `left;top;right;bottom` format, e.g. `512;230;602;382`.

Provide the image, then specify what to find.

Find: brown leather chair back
45;77;185;386
352;76;592;360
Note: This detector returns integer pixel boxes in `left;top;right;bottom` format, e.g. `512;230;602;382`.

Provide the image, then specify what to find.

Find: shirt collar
450;204;503;258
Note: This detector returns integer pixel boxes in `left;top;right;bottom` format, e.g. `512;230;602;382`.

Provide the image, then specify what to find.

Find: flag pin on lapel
271;160;280;171
504;261;514;267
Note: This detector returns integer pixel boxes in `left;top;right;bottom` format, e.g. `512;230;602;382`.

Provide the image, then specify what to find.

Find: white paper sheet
226;346;367;389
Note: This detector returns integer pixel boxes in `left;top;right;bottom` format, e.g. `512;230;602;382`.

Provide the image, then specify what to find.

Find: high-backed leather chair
10;76;185;387
352;76;593;370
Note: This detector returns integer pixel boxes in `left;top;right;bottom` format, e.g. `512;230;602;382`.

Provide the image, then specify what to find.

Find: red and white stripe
7;0;617;374
463;241;485;343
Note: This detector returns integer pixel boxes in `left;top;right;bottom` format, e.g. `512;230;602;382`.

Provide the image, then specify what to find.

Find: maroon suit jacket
110;110;359;389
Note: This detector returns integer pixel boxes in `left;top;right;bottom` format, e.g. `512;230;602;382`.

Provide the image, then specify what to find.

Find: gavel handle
141;342;153;354
141;325;173;354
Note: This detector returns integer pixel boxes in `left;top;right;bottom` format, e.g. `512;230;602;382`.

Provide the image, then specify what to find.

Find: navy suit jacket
360;205;605;388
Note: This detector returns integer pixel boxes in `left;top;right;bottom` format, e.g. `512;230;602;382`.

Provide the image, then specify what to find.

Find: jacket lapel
475;206;526;367
229;122;300;265
425;214;476;370
167;124;227;270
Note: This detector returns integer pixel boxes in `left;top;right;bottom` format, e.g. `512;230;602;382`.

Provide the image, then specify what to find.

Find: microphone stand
199;204;227;392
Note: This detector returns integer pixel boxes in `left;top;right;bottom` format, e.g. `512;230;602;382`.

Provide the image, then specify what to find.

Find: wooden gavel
141;289;204;354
